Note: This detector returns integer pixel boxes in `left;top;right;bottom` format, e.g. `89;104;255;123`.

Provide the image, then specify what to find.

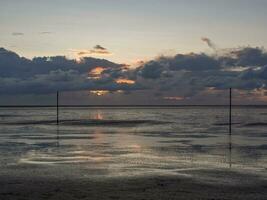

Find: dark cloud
230;47;267;67
137;53;221;80
0;47;142;94
72;45;111;56
169;53;221;71
201;37;216;51
94;45;107;51
134;46;267;99
137;54;221;85
138;61;165;79
12;32;24;36
1;46;267;98
0;48;120;79
239;65;267;80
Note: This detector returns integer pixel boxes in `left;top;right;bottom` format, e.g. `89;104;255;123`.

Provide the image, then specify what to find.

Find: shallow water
0;106;267;178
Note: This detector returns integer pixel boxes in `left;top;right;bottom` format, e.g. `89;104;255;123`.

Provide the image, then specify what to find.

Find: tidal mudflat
1;106;267;199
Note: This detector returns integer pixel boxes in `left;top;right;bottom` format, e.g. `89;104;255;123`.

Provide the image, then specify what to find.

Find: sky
1;0;267;105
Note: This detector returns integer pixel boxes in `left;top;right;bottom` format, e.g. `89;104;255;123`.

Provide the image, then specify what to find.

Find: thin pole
57;91;59;125
229;134;232;168
229;88;232;135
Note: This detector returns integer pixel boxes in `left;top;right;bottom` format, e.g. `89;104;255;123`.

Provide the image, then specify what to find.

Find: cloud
230;47;267;67
137;53;221;80
71;45;112;57
138;60;165;79
0;47;142;94
1;45;267;102
133;46;267;99
201;37;216;51
94;45;107;51
12;32;24;36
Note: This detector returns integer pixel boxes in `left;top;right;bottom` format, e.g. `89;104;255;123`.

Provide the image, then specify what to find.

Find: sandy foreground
1;167;267;200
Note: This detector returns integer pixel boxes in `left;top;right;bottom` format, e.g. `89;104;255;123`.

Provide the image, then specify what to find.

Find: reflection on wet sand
93;111;103;120
0;107;267;178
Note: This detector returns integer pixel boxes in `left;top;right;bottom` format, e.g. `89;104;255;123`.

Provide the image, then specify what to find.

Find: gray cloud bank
0;48;140;94
136;47;267;97
1;46;267;98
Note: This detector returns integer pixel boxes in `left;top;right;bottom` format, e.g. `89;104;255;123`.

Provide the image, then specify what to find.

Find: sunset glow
115;79;135;84
88;67;105;79
0;0;267;200
90;90;109;96
94;112;103;120
238;89;267;102
2;1;267;199
1;0;267;105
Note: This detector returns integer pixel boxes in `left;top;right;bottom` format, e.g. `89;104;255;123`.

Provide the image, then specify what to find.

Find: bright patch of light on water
0;107;267;178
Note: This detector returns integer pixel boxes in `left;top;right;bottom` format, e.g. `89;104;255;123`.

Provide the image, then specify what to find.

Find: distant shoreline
0;105;267;108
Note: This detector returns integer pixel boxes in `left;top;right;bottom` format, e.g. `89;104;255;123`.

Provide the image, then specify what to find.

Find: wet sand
1;107;267;199
1;169;267;200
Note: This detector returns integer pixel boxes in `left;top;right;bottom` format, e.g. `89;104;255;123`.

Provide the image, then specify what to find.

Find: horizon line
0;104;267;108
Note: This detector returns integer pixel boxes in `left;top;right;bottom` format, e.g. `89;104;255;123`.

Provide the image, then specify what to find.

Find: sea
0;106;267;178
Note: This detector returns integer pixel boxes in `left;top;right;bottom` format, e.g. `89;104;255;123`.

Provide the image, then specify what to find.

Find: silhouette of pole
229;88;232;135
56;126;59;147
57;91;59;125
229;134;232;168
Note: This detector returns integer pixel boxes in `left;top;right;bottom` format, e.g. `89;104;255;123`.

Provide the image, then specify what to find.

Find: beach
1;106;267;199
1;168;267;200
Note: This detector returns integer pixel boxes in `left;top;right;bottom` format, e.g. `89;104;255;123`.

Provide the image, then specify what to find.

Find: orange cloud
115;78;135;84
88;67;105;79
78;49;111;56
238;88;267;102
70;45;112;59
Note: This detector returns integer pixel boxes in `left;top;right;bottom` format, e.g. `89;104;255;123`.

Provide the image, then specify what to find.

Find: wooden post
57;91;59;125
229;134;232;168
229;88;232;135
